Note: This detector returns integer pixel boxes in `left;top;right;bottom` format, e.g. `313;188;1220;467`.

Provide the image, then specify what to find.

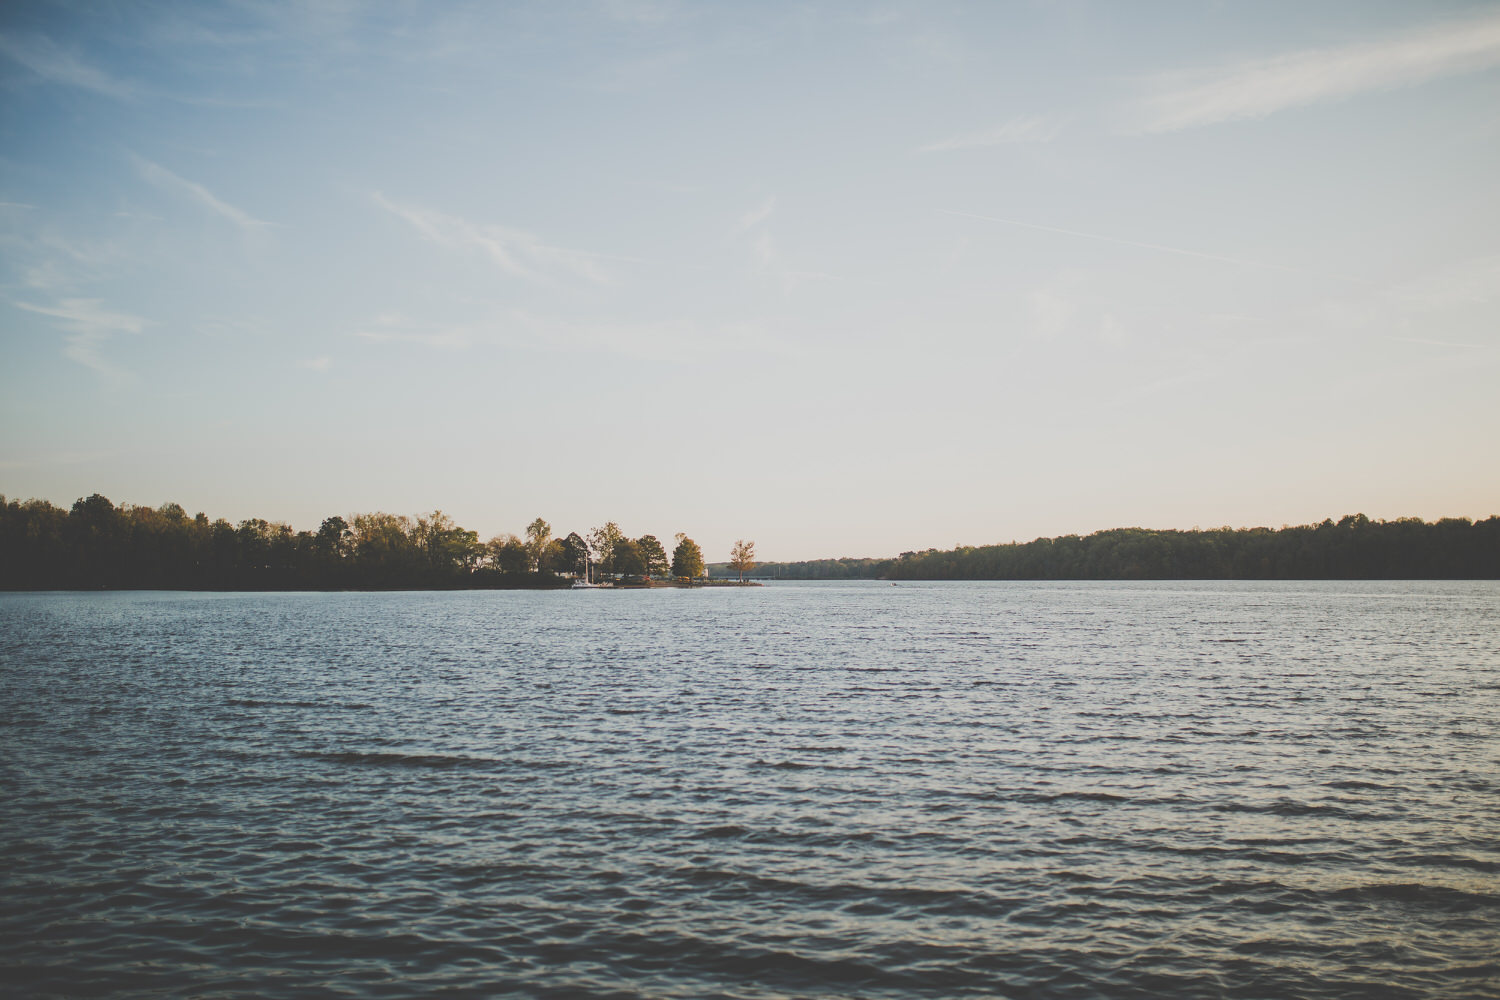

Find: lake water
2;581;1497;999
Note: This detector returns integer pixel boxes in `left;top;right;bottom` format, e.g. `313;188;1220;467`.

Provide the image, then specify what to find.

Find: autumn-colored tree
729;539;756;582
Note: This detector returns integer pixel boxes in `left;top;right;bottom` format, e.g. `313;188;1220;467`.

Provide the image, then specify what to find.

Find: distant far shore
707;514;1500;581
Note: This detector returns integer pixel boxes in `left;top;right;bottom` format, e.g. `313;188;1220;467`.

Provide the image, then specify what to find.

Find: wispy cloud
1022;272;1131;346
509;312;805;363
918;115;1062;153
374;194;619;286
729;194;841;293
1387;255;1500;311
943;209;1368;283
0;33;136;100
1029;282;1077;339
1311;255;1500;346
13;297;144;377
0;226;123;291
147;17;280;49
352;309;803;363
596;0;682;25
353;312;476;350
733;196;779;274
735;196;776;234
132;156;273;229
749;230;775;271
297;356;333;371
0;30;271;108
1129;10;1500;133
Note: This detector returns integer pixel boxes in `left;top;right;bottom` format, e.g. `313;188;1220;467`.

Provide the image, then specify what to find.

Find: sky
2;1;1498;561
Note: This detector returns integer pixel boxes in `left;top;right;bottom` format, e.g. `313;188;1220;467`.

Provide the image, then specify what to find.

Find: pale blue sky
3;1;1498;560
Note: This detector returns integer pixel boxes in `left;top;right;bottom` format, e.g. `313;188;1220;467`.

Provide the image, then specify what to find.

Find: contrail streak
941;209;1367;284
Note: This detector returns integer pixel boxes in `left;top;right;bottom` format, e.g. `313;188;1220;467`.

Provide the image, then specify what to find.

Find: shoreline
0;580;765;593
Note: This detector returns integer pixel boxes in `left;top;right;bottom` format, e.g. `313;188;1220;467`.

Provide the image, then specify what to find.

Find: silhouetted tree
559;532;590;578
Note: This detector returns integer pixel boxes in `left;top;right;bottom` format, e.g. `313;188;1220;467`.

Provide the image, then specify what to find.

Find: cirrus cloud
1128;10;1500;133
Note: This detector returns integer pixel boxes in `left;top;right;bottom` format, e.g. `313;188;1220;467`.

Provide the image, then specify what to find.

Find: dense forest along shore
3;492;1495;589
715;515;1499;581
0;493;764;591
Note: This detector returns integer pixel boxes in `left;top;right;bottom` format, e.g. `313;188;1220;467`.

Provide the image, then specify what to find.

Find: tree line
0;493;718;590
4;495;1491;589
718;515;1497;581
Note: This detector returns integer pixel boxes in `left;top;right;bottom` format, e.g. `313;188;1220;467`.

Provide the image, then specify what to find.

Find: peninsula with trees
0;493;740;591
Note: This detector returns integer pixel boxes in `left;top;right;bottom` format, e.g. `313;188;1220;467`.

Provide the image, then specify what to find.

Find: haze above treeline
2;492;1495;590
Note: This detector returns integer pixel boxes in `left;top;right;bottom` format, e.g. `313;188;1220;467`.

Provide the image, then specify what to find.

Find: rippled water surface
2;581;1498;999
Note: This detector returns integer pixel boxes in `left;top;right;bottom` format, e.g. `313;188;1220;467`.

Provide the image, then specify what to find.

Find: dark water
2;581;1497;999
